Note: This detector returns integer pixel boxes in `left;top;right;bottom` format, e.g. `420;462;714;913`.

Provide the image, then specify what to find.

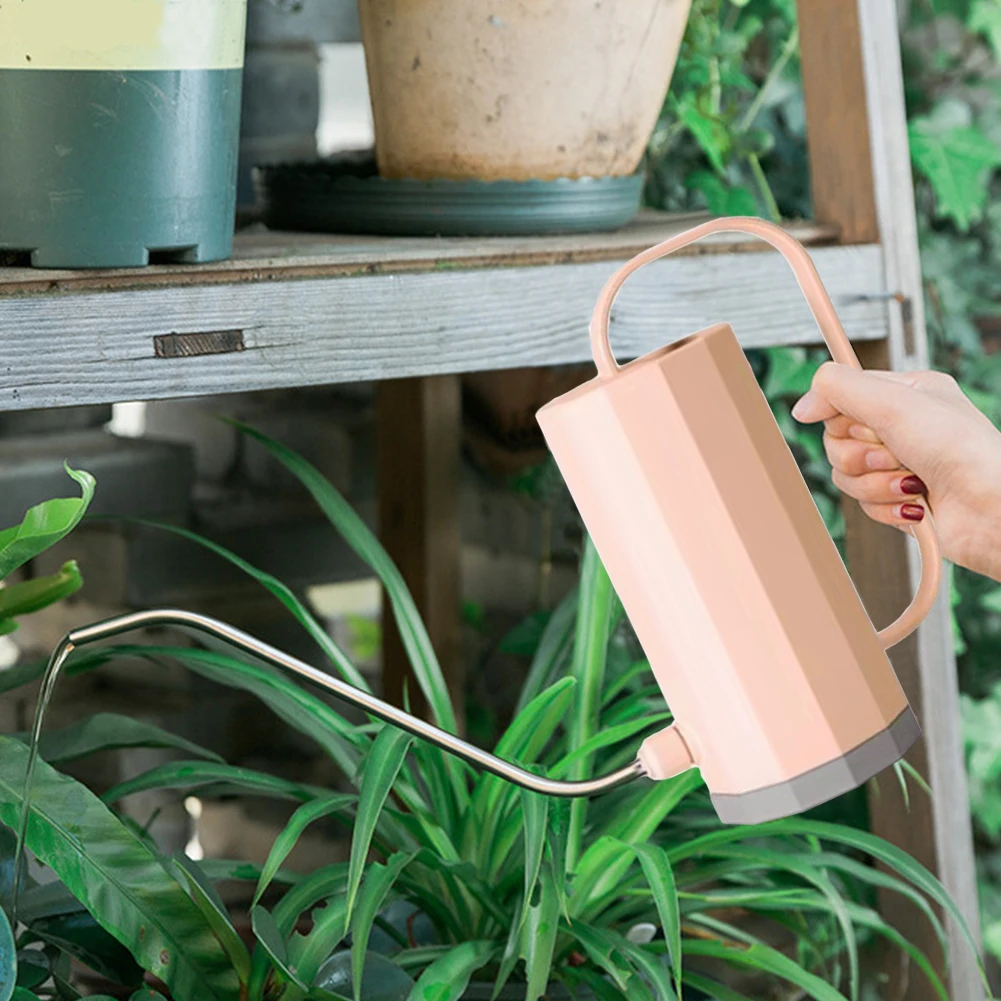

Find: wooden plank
0;212;839;295
799;1;983;997
797;0;880;244
377;376;463;728
856;3;984;997
0;244;887;412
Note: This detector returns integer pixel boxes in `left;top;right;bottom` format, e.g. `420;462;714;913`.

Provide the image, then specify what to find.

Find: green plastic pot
0;0;247;268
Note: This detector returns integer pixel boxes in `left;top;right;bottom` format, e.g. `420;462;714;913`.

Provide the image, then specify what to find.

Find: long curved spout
65;609;646;798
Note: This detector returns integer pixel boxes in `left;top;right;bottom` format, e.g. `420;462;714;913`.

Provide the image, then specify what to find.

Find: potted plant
0;0;247;268
0;429;980;1000
356;0;694;182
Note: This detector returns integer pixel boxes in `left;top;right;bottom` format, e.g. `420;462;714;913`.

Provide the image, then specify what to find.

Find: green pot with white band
0;0;247;268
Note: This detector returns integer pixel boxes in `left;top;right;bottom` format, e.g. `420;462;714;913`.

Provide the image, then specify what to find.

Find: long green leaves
346;727;413;923
0;737;238;1001
102;761;324;805
231;422;457;735
68;644;363;780
566;539;614;872
17;713;223;765
253;794;355;906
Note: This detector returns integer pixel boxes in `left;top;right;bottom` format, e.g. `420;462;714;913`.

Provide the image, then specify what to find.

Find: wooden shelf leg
797;1;982;997
376;375;464;731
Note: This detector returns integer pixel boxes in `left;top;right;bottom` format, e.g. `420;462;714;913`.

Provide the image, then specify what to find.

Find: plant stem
738;26;800;134
748;152;782;223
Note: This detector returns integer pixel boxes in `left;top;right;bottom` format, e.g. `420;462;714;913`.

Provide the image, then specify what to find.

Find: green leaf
167;854;252;987
288;897;348;989
0;736;237;1000
196;858;301;887
347;726;413;923
514;589;577;713
15;950;48;991
18;713;223;765
0;467;95;581
550;713;672;779
131;518;372;697
72;644;362;780
676;96;730;173
230;423;458;736
684;939;847;1001
570;924;633;993
970;0;1001;59
468;678;575;871
567;539;614;871
522;865;560;1001
273;866;350;937
515;789;547;936
251;904;307;991
0;659;46;697
682;972;755;1001
685;171;759;217
673;818;984;984
29;918;143;990
351;853;413;1001
0;562;83;630
404;941;494;1001
254;794;355;906
622;842;682;999
101;761;323;804
0;906;14;1001
910;115;1001;230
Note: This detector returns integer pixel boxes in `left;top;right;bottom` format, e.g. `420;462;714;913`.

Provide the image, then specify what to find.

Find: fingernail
898;475;927;496
791;391;816;421
865;450;896;471
900;503;925;522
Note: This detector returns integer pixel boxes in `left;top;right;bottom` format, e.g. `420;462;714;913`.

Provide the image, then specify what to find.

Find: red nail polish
901;504;925;522
899;475;927;496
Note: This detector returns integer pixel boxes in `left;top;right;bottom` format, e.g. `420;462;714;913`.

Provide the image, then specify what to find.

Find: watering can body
537;218;939;825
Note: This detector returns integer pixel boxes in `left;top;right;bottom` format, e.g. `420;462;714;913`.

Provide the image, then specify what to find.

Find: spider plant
0;428;981;1001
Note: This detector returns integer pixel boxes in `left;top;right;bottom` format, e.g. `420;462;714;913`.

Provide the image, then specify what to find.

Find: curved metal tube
66;609;646;798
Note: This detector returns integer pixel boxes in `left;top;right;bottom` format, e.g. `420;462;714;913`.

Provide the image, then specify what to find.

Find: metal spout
66;609;645;798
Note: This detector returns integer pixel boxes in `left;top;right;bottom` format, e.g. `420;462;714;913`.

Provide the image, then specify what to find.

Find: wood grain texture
0;244;887;412
798;1;983;997
797;0;880;244
856;3;984;997
377;376;463;727
0;212;838;295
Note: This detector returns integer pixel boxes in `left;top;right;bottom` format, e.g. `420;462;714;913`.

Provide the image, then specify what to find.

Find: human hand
792;364;1001;583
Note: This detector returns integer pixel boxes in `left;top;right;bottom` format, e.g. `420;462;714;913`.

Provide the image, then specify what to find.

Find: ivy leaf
909;115;1001;230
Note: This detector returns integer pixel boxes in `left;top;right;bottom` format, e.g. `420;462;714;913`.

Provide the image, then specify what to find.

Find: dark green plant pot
0;1;246;269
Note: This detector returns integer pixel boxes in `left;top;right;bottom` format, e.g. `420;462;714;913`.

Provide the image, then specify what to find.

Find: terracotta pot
357;0;692;181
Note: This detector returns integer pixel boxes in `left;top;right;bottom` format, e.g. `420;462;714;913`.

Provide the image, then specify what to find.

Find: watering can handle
588;216;941;650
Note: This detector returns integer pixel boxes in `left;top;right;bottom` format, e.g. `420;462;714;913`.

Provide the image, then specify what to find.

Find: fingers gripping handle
589;216;941;649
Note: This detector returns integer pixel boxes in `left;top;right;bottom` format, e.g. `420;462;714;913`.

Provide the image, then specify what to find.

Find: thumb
793;363;913;435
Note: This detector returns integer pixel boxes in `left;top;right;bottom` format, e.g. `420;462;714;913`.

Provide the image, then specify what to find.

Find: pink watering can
35;218;938;826
538;216;940;823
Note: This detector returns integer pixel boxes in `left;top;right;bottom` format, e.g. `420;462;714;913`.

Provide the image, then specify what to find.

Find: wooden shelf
0;212;890;411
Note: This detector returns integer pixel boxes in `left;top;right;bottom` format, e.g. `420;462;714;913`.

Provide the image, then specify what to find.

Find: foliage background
640;0;1001;967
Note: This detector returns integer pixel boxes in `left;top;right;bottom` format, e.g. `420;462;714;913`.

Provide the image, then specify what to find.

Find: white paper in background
317;44;375;156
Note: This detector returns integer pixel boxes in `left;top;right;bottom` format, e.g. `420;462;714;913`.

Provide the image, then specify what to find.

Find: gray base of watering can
711;706;921;825
0;69;242;269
